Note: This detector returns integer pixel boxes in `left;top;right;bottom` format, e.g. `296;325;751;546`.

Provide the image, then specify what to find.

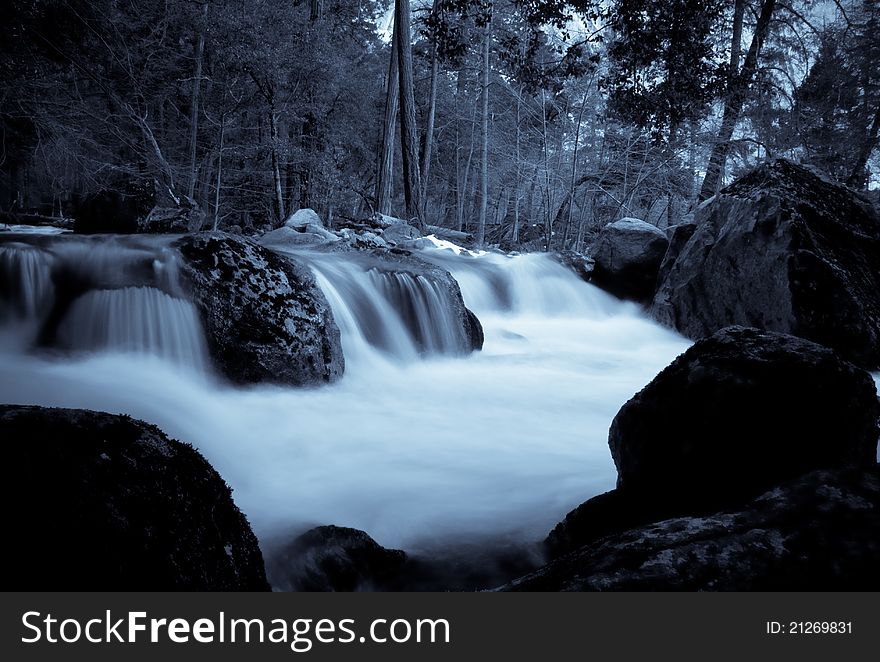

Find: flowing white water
0;242;690;553
0;244;55;321
56;286;209;372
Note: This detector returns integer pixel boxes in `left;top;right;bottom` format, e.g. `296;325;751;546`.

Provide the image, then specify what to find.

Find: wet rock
652;159;880;369
547;326;880;558
338;228;388;251
175;232;344;386
553;250;595;282
266;526;407;592
655;221;696;287
1;405;269;591
591;218;669;302
259;225;339;248
507;467;880;591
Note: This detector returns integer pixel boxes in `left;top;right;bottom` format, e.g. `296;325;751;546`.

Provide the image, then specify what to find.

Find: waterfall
0;233;692;556
369;269;464;354
306;255;470;368
0;235;208;372
420;250;628;319
56;286;209;371
0;244;54;321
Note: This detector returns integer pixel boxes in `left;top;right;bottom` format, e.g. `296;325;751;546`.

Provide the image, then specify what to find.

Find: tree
377;34;399;215
699;0;778;200
476;3;492;247
394;0;424;226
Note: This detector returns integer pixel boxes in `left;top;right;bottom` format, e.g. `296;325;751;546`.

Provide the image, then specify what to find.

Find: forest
3;0;880;594
2;0;878;247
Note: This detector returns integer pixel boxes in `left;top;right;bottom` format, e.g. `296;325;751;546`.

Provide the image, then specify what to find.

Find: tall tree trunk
730;0;744;74
421;46;439;211
699;0;776;201
562;86;590;249
394;0;423;226
187;2;209;200
420;0;442;209
377;31;399;215
454;66;470;232
847;104;880;188
213;114;225;231
269;109;285;224
541;88;552;250
457;105;477;233
476;12;491;247
512;84;522;244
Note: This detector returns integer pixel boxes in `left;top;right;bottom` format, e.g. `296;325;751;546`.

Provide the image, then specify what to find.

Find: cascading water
56;286;208;371
0;244;55;320
0;235;208;372
0;232;691;561
370;269;464;354
302;253;472;370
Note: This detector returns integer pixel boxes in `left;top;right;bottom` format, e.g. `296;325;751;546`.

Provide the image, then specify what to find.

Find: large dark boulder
652;159;880;369
655;221;696;287
0;405;269;591
591;218;669;302
506;467;880;591
175;232;344;386
546;326;879;558
266;526;407;592
611;326;878;495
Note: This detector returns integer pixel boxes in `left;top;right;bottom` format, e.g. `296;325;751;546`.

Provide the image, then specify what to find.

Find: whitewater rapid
0;241;690;554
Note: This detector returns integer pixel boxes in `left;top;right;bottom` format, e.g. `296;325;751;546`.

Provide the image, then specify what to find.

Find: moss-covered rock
1;405;269;591
653;159;880;369
175;232;344;385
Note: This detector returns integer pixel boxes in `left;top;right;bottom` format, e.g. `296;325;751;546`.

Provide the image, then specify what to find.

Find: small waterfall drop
369;269;464;354
0;235;209;372
311;261;420;366
304;255;470;369
56;286;209;371
421;250;627;319
0;244;55;321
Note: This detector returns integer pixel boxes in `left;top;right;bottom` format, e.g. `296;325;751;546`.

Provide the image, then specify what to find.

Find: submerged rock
175;232;344;386
547;326;879;558
507;467;880;591
1;405;269;591
591;218;668;302
652;159;880;369
266;526;407;592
